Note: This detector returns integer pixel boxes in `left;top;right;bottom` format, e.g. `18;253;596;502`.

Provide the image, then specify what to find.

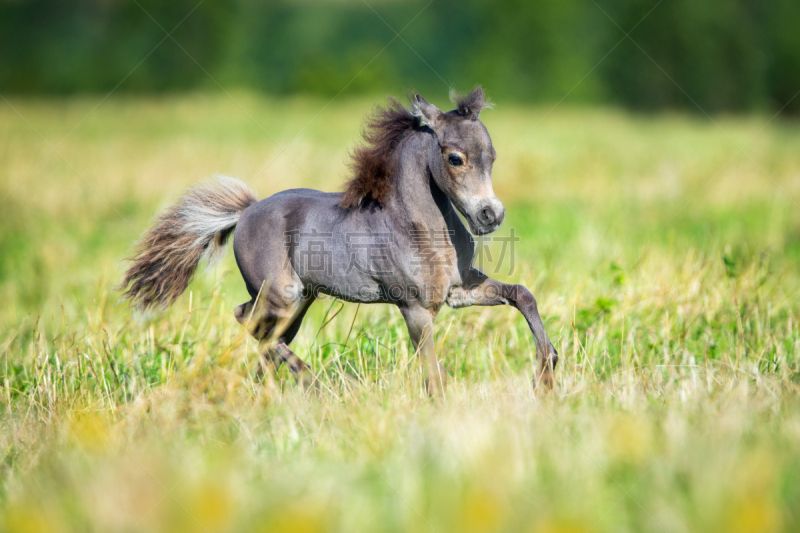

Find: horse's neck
389;133;450;232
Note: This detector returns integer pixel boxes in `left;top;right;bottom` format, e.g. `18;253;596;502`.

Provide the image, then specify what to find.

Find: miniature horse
121;87;558;394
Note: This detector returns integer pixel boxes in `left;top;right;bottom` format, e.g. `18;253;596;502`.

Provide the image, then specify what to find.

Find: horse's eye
448;154;464;167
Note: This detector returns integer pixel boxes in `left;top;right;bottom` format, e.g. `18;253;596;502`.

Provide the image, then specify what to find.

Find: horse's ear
412;94;442;130
453;86;490;120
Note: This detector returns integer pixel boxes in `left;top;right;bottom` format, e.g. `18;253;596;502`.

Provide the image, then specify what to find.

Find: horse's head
413;87;504;236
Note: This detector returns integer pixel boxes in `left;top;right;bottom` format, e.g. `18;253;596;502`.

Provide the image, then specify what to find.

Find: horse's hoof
424;367;448;398
296;369;319;389
533;346;558;391
533;371;555;391
424;379;446;398
533;357;556;391
299;375;321;397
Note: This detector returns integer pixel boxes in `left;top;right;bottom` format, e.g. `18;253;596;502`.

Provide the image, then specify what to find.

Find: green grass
1;93;800;532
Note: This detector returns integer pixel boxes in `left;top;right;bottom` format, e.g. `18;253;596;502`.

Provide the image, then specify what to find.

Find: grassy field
1;93;800;532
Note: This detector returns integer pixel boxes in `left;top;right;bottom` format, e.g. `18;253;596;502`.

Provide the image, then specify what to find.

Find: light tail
120;175;258;310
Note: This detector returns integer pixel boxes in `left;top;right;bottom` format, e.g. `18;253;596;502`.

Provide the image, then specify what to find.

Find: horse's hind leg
236;296;315;387
273;342;313;387
271;298;315;388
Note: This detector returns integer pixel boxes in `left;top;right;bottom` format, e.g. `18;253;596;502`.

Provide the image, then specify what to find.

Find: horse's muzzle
473;202;505;234
477;206;504;227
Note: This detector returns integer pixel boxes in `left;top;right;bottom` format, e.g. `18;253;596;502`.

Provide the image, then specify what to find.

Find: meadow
1;93;799;532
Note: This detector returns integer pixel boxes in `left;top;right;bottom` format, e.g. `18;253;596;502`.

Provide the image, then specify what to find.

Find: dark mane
340;98;416;209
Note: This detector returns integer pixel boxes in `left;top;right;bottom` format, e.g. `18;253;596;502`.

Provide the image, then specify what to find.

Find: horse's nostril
478;207;496;226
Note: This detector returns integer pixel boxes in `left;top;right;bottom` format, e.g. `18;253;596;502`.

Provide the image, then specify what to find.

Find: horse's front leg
400;305;447;397
449;269;559;388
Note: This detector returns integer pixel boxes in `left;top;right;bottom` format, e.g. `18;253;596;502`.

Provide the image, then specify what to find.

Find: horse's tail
120;175;258;311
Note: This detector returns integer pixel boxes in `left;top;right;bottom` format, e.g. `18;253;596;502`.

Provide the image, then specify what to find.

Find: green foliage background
2;0;800;113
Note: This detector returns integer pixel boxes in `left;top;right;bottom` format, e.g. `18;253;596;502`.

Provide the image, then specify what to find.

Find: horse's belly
312;279;386;304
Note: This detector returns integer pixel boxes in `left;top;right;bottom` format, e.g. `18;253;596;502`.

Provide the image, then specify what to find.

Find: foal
121;87;559;394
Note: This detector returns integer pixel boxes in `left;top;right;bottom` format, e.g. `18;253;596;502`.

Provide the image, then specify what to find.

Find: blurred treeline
2;0;799;113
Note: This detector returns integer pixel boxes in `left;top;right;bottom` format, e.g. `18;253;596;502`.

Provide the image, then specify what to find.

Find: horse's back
233;188;344;297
